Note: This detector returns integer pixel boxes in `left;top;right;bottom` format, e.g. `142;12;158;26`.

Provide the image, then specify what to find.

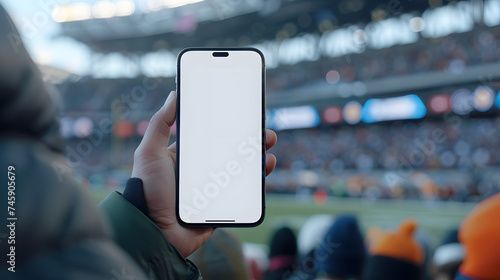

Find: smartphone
176;48;265;227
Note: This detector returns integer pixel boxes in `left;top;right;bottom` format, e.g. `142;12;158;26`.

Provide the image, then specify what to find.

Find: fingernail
165;91;175;105
163;91;177;125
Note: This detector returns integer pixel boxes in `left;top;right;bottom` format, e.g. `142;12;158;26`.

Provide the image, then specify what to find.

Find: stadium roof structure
57;0;431;53
37;64;81;85
267;62;500;107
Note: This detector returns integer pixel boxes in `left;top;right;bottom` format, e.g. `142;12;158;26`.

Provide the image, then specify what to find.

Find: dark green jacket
100;192;201;280
0;4;200;279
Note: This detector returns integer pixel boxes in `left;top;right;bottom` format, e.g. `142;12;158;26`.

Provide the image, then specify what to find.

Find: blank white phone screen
178;50;263;224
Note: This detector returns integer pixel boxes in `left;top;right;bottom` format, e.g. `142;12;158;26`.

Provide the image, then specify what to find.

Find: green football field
228;194;476;246
92;191;476;246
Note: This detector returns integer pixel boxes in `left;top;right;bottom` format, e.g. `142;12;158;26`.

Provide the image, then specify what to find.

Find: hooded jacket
0;5;199;279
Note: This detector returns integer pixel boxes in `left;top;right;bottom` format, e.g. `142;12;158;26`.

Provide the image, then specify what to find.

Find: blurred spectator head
457;193;500;280
243;243;269;280
189;229;249;280
441;229;460;245
316;214;365;280
364;219;423;280
431;229;463;280
297;214;336;258
265;226;297;280
415;229;436;280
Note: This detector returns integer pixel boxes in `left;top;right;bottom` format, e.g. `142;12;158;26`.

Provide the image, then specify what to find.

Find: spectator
455;193;500;280
265;227;298;280
297;214;336;259
189;229;250;280
415;229;435;280
287;215;336;280
364;219;424;280
432;229;464;280
315;215;366;280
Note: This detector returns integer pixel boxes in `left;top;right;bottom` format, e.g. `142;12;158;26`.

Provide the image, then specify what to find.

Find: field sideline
92;191;476;247
229;194;476;246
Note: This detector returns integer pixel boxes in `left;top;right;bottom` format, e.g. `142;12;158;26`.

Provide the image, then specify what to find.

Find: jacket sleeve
99;192;201;280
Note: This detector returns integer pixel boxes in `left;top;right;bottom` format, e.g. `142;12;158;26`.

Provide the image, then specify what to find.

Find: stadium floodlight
409;17;425;32
323;106;343;124
343;101;362;125
52;6;69;22
428;94;451;114
92;1;116;19
451;89;473;115
52;3;91;22
52;1;135;22
483;0;500;27
163;0;205;9
473;86;495;112
146;0;164;11
115;0;136;16
325;70;340;84
73;116;94;138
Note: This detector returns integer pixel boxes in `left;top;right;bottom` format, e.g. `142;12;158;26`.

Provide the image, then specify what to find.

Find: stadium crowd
267;26;500;92
275;119;500;171
191;193;500;280
55;21;500;203
62;116;500;202
268;118;500;201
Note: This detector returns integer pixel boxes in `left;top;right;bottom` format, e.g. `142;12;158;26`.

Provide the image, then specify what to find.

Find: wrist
122;178;150;218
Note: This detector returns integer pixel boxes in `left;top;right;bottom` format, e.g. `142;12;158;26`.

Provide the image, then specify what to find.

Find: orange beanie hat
459;193;500;280
368;219;424;265
364;219;424;280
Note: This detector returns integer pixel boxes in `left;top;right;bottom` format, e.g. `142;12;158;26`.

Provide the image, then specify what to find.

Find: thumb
138;91;176;154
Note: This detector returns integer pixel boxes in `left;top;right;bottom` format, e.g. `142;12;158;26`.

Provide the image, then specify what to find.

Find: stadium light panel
326;70;340;84
343;101;362;125
60;117;74;138
451;89;473;115
163;0;205;8
92;1;116;19
323;106;343;124
52;1;135;22
52;3;92;22
472;86;495;112
68;3;92;21
52;6;69;22
272;106;320;130
428;94;451;114
361;94;427;123
496;90;500;109
115;0;135;16
73;116;94;138
409;17;425;32
148;0;163;11
484;0;500;27
114;120;134;138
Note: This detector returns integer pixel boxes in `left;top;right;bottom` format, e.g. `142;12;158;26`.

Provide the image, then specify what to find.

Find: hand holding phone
131;89;276;257
176;48;267;227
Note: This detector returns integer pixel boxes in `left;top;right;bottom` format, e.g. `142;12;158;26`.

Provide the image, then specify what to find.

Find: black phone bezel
175;47;266;228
